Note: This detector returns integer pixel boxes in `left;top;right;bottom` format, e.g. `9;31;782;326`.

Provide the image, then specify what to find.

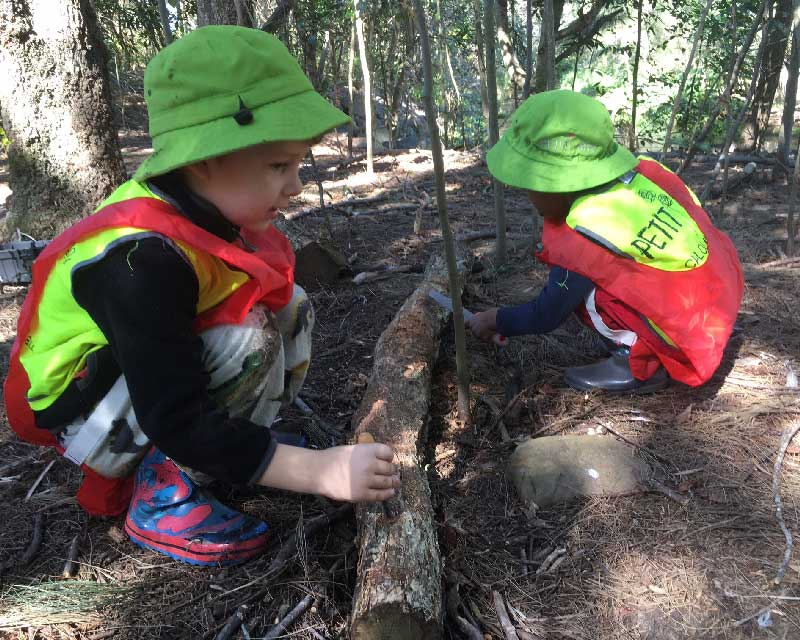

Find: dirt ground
1;131;799;640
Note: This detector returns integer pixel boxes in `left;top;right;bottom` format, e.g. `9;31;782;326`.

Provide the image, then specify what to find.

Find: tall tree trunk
662;0;713;156
700;18;769;205
534;0;564;92
775;0;800;181
678;0;767;175
261;0;294;33
629;0;643;151
412;0;470;424
0;0;126;238
751;0;792;150
347;21;355;159
523;0;533;97
197;0;238;26
496;0;526;91
473;0;490;119
157;0;173;44
354;0;373;173
484;0;507;264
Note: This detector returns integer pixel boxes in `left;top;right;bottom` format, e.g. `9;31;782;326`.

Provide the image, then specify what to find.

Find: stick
17;513;45;567
647;479;690;505
772;421;800;585
215;605;248;640
445;584;484;640
25;459;55;501
262;594;315;639
492;591;520;640
352;264;422;284
62;534;80;578
535;547;566;576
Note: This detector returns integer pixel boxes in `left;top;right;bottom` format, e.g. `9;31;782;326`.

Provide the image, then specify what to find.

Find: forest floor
0;130;799;640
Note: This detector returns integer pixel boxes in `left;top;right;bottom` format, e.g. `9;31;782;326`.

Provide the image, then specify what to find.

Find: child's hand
465;308;499;342
317;443;400;503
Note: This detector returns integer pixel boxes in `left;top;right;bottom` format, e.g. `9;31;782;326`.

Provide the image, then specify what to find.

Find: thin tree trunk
348;22;355;159
700;18;769;206
751;0;792;150
543;0;556;90
572;46;580;90
629;0;643;151
485;0;507;264
175;0;182;35
774;0;800;181
197;0;238;25
0;0;126;237
354;0;373;173
473;0;490;119
679;0;767;175
523;0;533;97
496;5;526;91
662;0;712;156
412;0;470;424
157;0;173;44
789;135;800;255
535;0;564;92
261;0;294;32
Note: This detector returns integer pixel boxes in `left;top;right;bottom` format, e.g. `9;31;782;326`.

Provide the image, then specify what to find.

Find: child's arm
256;442;400;502
467;267;593;341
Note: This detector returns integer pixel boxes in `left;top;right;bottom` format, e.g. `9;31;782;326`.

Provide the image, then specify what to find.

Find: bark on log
350;249;469;640
272;217;348;290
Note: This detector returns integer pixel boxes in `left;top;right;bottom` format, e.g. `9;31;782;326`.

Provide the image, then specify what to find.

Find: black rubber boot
565;353;669;394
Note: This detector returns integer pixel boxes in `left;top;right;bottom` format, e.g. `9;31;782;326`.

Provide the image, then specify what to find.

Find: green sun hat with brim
133;25;351;182
486;90;637;193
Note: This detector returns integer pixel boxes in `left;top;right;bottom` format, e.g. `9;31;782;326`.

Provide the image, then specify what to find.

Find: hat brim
486;135;638;193
133;90;351;182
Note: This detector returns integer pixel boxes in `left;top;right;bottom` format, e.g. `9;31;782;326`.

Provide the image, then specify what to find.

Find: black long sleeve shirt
35;176;277;485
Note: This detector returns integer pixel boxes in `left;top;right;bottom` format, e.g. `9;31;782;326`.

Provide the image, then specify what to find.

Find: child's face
184;140;309;233
527;190;573;220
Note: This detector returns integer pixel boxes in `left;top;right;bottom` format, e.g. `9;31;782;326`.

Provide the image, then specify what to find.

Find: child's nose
284;170;303;197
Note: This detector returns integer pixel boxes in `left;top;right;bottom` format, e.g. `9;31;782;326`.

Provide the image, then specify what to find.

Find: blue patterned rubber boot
124;448;269;566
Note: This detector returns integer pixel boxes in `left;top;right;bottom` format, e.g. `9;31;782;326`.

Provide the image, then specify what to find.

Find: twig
756;256;800;269
353;264;423;284
647;479;690;505
445;583;483;640
215;605;248;640
772;421;800;585
62;534;81;578
25;459;55;501
17;513;45;567
262;594;315;639
535;547;566;576
492;591;520;640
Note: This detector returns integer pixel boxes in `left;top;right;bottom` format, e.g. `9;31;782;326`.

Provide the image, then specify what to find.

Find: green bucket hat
486;90;637;193
133;26;350;182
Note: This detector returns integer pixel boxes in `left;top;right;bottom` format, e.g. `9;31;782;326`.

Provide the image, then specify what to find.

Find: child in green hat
5;26;399;566
467;90;743;393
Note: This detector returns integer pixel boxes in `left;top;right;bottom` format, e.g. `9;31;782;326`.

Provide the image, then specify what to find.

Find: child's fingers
366;488;396;502
368;474;397;490
371;459;396;476
370;443;395;461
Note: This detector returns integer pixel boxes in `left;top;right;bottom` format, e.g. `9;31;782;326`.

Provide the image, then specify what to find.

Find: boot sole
124;517;269;567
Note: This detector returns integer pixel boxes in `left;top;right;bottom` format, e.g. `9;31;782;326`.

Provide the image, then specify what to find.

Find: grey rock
508;435;653;507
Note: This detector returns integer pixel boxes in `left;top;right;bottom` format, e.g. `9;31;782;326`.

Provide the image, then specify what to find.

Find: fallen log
272;217;349;290
350;249;469;640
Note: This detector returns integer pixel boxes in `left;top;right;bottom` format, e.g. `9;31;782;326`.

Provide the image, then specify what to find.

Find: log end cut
351;606;441;640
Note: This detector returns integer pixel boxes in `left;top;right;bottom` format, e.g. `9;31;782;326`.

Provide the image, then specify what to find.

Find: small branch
353;264;423;284
492;591;520;640
446;584;484;640
25;459;55;501
62;534;81;578
16;513;45;568
262;594;315;639
772;421;800;585
215;604;248;640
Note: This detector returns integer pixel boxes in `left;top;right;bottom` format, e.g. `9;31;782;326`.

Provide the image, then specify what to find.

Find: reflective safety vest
537;157;743;386
4;180;295;515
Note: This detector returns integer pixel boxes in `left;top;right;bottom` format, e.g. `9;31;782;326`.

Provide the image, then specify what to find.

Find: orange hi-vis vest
536;158;743;386
4;180;295;515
